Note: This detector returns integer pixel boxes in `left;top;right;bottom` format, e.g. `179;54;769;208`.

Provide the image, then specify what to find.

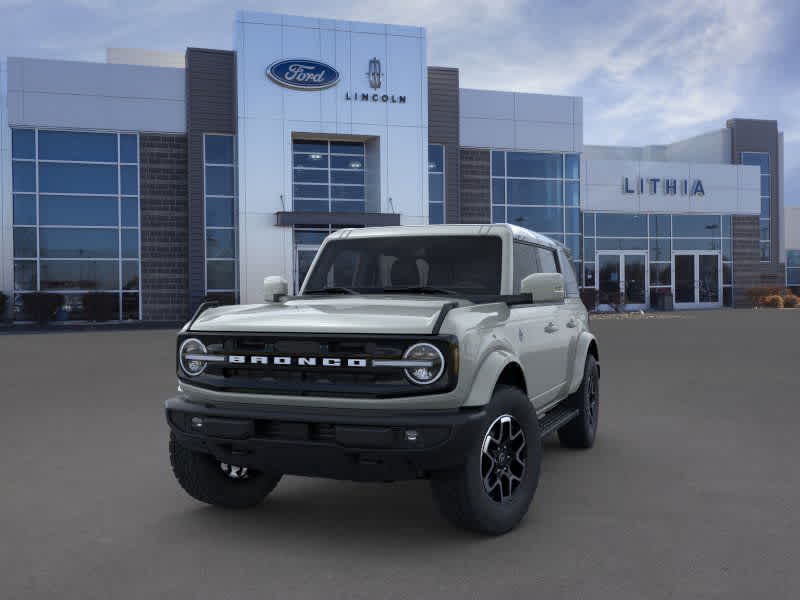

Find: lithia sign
623;177;705;196
267;57;407;103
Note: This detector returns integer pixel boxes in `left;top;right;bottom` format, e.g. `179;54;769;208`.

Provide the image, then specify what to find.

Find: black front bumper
165;396;486;482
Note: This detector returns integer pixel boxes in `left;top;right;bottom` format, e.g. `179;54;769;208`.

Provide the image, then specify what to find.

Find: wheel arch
568;332;599;395
463;350;529;407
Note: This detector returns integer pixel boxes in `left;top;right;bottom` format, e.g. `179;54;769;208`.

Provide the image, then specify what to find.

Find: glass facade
292;140;365;213
742;152;770;261
787;250;800;288
204;134;238;302
11;128;141;320
428;144;444;224
491;150;581;274
583;213;733;306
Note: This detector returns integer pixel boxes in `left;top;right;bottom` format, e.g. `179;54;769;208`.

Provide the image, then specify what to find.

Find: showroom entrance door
672;251;722;309
596;252;648;311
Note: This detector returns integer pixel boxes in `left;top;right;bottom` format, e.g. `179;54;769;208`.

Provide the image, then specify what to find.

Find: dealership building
0;11;793;321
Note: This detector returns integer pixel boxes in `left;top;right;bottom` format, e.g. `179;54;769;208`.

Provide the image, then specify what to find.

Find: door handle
545;322;559;333
566;318;577;328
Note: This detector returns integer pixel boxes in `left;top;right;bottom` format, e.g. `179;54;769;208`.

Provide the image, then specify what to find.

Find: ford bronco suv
166;224;599;534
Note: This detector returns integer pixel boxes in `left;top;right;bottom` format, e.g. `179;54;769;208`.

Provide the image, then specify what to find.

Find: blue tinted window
206;166;235;195
330;141;364;155
294;169;328;184
331;185;364;200
583;238;595;262
294;184;329;199
40;195;118;226
673;214;721;237
120;135;138;163
206;197;234;227
207;229;236;258
565;181;579;206
121;198;139;227
332;170;364;185
294;231;328;245
787;251;800;268
721;215;732;237
507;152;562;178
429;203;444;224
38;131;117;162
722;238;732;261
564;234;580;260
565;207;580;233
12;129;35;159
40;228;118;258
491;151;505;177
595;213;647;237
13;194;36;225
331;155;363;169
122;293;140;320
649;214;671;237
492;179;505;205
12;161;36;192
207;260;236;290
596;238;647;250
565;154;580;179
122;261;139;290
14;227;37;258
428;145;444;172
759;220;770;240
649;238;671;261
506;206;563;233
39;163;118;194
761;197;770;218
14;261;37;291
583;213;595;236
429;174;444;204
40;260;119;290
760;175;770;196
121;165;138;195
205;135;234;164
293;140;328;154
741;152;769;174
760;242;770;261
294;153;329;168
492;206;506;223
673;238;721;251
789;269;800;285
331;201;366;213
121;229;139;258
507;180;562;205
294;199;328;212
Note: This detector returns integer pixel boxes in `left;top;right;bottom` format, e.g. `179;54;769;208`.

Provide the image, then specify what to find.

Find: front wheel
169;433;282;508
430;385;541;535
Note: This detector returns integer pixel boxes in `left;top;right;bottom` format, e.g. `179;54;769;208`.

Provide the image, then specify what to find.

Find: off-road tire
557;355;599;449
430;385;541;535
169;433;282;508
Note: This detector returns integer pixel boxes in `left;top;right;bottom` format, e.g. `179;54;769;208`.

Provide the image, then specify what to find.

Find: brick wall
139;134;189;322
732;215;787;307
459;149;490;224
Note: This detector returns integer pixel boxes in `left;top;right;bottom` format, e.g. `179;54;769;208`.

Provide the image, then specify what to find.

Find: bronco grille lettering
221;355;431;368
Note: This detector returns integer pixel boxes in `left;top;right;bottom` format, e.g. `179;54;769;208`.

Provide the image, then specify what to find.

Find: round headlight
179;338;208;376
403;343;445;385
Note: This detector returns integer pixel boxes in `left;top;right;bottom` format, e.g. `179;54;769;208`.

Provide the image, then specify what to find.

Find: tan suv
166;224;600;534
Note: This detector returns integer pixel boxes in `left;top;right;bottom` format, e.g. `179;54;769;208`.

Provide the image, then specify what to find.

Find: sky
1;0;798;205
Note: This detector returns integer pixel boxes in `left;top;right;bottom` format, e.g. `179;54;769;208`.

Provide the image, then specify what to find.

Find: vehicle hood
188;296;462;335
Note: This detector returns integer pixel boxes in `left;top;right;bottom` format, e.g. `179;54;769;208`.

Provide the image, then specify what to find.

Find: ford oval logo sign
267;59;340;90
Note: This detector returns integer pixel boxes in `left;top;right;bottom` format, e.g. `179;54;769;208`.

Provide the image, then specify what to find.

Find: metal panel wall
427;67;460;223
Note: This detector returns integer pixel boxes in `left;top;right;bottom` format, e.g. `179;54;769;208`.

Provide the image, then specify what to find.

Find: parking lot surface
2;309;799;599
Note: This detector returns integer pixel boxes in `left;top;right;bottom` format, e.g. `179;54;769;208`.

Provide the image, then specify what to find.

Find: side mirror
263;276;289;303
520;272;566;304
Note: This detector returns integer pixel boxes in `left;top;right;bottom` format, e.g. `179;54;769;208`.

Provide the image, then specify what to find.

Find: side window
513;242;539;293
536;247;558;274
557;248;579;297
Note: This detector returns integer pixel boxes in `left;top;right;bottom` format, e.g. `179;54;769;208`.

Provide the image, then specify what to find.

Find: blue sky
2;0;797;204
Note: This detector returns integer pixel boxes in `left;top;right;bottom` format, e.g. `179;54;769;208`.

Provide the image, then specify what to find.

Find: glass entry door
597;252;648;311
672;252;721;309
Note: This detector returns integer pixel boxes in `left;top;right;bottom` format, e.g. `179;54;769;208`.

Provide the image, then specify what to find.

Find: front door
596;252;648;311
672;252;721;309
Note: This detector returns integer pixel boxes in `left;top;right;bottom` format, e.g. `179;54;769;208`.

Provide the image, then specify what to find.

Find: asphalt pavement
1;309;799;599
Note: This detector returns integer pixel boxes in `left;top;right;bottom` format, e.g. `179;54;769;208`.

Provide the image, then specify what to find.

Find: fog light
190;416;204;429
405;429;419;442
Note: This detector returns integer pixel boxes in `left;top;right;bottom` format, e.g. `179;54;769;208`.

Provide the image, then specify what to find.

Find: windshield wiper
381;286;460;296
304;286;360;295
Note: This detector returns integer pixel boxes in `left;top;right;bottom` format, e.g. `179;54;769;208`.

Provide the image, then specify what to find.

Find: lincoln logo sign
623;177;705;196
266;59;340;90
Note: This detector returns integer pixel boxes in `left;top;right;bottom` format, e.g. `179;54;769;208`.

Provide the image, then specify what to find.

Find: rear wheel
169;433;282;508
430;385;541;535
557;355;599;449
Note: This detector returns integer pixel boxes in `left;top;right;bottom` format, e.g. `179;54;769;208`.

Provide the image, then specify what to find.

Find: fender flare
463;349;521;407
567;331;599;394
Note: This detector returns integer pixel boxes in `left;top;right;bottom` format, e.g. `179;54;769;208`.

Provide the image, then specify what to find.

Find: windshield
302;235;502;297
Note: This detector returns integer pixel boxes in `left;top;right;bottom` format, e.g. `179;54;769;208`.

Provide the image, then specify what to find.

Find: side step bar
538;405;580;438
